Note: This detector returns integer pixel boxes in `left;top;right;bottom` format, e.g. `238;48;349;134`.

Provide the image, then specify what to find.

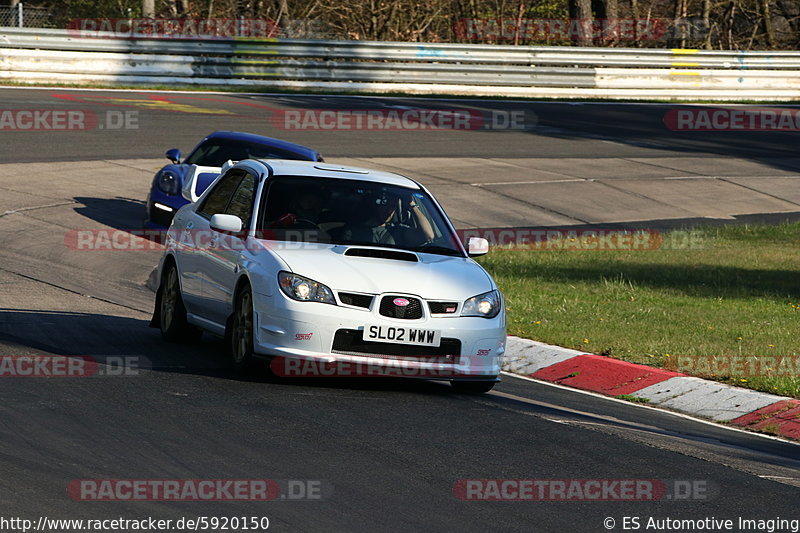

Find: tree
593;0;619;45
569;0;593;45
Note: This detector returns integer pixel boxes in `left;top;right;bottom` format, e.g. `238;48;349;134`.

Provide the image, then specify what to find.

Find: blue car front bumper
144;188;189;230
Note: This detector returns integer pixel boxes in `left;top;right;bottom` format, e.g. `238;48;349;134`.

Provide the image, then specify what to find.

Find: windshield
257;176;464;257
184;138;315;167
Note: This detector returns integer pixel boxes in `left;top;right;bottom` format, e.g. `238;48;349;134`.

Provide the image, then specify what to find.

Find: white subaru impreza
151;159;506;393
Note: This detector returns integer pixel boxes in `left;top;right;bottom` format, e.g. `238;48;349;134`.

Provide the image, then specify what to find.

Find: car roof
204;130;321;161
253;159;421;189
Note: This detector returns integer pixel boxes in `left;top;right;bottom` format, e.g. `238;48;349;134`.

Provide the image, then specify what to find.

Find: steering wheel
274;213;320;230
291;218;321;231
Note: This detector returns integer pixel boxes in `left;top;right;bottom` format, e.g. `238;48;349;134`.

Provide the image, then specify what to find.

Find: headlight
278;272;335;304
157;170;180;195
461;289;501;318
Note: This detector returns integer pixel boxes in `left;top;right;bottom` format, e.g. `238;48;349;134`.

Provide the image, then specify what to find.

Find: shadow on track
73;196;150;232
0;308;456;395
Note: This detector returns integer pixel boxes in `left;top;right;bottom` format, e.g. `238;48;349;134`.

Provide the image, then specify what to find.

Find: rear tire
230;285;255;372
451;380;496;394
159;263;201;343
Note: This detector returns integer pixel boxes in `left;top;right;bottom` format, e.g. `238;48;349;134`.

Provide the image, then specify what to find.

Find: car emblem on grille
393;298;410;307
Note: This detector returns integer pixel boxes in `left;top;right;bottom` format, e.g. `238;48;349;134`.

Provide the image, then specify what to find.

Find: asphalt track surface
0;88;798;532
1;88;799;164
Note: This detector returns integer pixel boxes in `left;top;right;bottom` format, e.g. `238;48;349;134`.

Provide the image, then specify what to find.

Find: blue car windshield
184;138;314;167
257;176;464;257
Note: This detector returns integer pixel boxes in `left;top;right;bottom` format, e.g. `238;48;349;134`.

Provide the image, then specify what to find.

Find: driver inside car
274;189;324;227
269;189;331;242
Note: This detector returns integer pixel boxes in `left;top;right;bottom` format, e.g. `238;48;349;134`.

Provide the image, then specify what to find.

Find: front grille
428;301;459;314
331;329;460;363
379;295;423;320
338;292;373;309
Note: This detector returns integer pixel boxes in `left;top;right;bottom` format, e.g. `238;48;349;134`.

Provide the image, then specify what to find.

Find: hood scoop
344;247;418;262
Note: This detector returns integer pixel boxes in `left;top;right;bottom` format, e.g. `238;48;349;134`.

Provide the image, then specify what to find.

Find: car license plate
363;325;441;347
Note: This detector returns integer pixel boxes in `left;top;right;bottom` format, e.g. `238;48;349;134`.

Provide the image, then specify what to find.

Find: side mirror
467;237;489;257
165;148;181;164
210;214;243;235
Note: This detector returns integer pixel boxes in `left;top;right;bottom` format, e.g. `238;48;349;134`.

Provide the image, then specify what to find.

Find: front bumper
252;290;506;379
144;189;189;230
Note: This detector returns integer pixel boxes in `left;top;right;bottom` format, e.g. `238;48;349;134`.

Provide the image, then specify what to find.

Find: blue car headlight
461;289;502;318
156;170;180;195
278;272;336;304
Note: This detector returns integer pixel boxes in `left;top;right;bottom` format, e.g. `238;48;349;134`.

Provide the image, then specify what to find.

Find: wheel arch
225;272;254;337
149;252;179;328
233;272;253;296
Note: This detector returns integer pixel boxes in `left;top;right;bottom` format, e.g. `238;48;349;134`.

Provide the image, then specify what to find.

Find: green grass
479;223;800;398
615;395;651;403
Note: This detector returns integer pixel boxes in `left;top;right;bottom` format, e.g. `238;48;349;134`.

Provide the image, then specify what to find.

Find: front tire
159;263;201;343
451;380;496;394
230;285;255;372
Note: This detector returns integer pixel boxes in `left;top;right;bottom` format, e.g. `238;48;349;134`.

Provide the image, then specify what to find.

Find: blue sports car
145;131;323;229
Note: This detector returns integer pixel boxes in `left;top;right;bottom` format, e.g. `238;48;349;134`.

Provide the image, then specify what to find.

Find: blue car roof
204;130;321;161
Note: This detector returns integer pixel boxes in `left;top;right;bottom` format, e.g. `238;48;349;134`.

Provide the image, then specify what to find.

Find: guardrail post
17;2;23;28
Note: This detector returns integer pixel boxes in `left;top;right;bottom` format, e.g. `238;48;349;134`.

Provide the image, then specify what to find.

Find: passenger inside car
339;193;400;245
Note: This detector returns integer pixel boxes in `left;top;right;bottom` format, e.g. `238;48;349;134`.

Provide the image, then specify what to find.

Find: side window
197;170;245;219
225;171;257;228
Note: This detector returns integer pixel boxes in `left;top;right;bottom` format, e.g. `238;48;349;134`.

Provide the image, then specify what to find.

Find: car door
171;205;203;312
201;169;257;326
188;169;248;323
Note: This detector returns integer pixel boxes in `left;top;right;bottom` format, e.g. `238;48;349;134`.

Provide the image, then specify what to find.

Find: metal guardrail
1;27;799;99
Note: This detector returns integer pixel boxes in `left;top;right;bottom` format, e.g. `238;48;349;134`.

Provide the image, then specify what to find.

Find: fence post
17;2;23;28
